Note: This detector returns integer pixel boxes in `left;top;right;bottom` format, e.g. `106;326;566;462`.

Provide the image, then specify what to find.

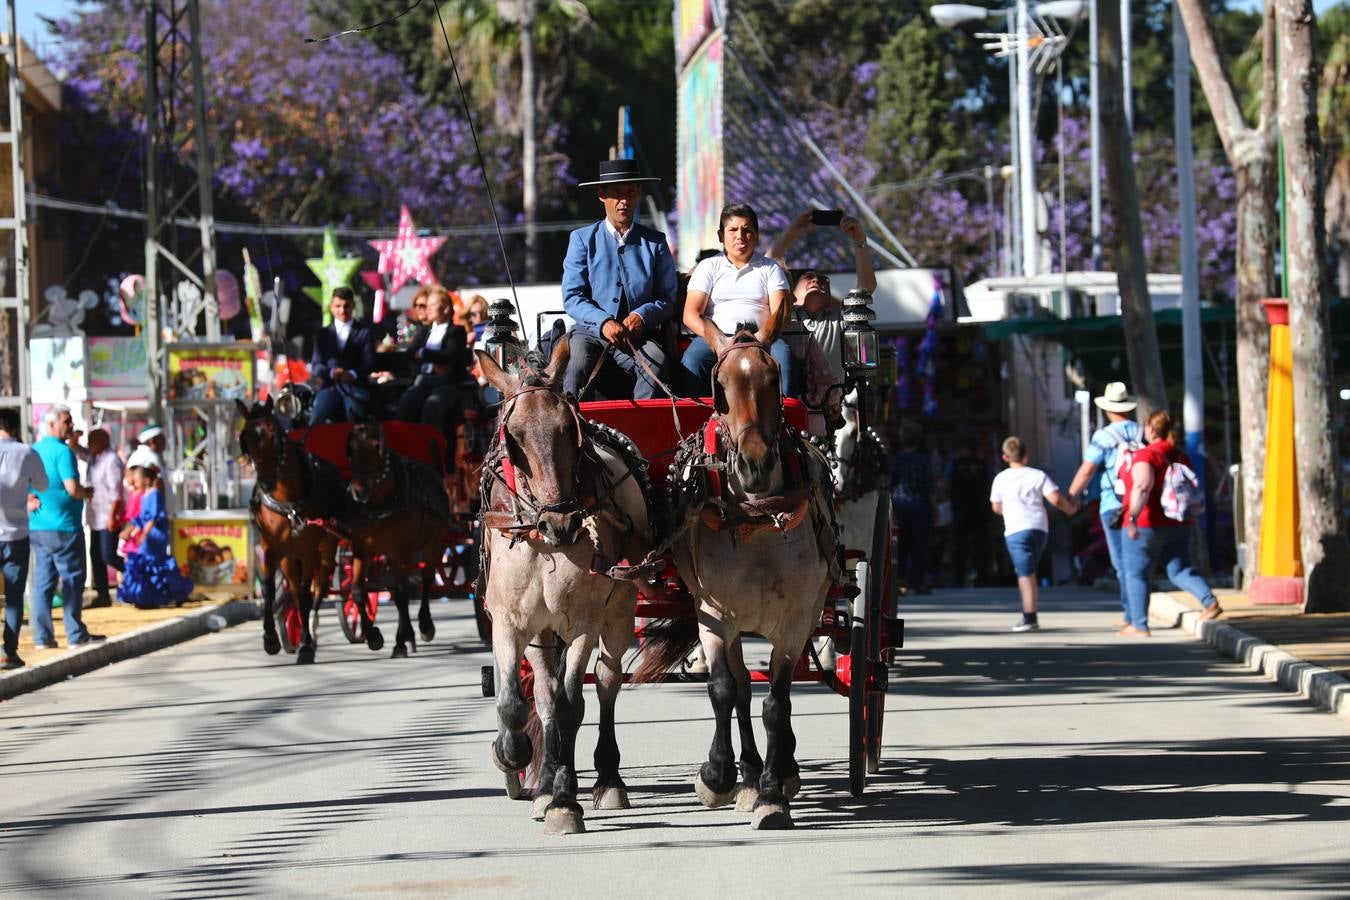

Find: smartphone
811;209;844;227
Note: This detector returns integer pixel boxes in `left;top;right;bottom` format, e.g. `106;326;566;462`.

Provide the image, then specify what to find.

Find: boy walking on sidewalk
990;436;1079;632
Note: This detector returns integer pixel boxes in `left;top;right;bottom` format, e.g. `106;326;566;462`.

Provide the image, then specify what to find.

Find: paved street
1;587;1347;898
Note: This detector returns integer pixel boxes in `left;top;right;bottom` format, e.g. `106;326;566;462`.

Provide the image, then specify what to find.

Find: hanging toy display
118;275;147;332
305;227;362;325
241;248;266;342
892;335;914;410
915;273;944;418
368;206;446;324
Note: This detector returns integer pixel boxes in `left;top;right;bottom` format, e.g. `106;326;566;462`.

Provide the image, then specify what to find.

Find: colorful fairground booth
163;342;260;593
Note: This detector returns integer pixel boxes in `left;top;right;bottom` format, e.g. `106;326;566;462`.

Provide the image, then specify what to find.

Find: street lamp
483;297;526;372
842;289;880;378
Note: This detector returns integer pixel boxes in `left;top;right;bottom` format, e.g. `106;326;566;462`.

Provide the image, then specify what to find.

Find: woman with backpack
1118;410;1222;636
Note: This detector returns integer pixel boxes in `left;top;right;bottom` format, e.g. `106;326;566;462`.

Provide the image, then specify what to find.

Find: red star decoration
369;205;446;296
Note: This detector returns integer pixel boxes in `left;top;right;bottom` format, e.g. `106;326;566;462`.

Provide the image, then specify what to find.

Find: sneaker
1012;618;1040;633
88;597;112;609
1198;603;1223;621
71;634;107;647
32;642;58;651
2;654;24;670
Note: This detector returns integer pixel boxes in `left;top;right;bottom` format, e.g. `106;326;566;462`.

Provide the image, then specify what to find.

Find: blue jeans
1100;509;1126;618
1004;529;1048;578
679;336;797;399
30;529;88;646
312;384;369;425
1120;525;1217;630
2;538;29;655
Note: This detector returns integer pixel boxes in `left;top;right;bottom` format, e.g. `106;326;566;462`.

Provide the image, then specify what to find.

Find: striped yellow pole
1250;298;1303;605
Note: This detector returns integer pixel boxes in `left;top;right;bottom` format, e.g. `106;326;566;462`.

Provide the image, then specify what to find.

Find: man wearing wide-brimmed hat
1068;381;1143;625
560;159;677;400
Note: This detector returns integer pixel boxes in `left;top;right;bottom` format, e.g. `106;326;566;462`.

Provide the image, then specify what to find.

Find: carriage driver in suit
310;286;376;424
561;159;678;400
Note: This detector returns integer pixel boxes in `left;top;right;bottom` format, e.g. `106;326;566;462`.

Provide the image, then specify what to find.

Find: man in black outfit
946;435;993;587
310;287;376;424
395;287;472;460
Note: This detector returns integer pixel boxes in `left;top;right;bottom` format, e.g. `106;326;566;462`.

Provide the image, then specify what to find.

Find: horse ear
263;395;274;416
234;398;251;420
755;309;783;346
475;348;519;396
545;335;570;391
706;324;730;356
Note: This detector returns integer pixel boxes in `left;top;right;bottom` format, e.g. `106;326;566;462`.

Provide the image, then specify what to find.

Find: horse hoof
490;739;531;775
532;793;552;821
391;645;408;659
420;622;436;642
735;785;759;812
694;773;736;809
296;646;315;665
366;627;384;652
262;633;281;656
592;783;630;811
504;770;525;801
543;801;585;835
782;774;801;800
751;801;793;830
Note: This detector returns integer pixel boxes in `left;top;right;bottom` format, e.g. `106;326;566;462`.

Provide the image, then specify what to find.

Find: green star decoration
304;228;362;324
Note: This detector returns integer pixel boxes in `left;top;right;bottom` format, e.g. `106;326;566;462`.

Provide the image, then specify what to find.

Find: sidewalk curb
0;599;260;702
1150;591;1350;725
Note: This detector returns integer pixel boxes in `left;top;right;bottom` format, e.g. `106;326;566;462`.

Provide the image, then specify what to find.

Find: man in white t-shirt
989;436;1079;632
679;203;797;398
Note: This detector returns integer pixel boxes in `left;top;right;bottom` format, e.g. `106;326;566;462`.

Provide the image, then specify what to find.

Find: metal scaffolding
0;0;30;434
144;0;220;416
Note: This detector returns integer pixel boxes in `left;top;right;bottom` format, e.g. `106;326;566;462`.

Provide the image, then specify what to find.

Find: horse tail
632;598;701;684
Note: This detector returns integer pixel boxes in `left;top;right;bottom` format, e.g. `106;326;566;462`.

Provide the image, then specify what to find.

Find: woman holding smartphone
679;203;798;398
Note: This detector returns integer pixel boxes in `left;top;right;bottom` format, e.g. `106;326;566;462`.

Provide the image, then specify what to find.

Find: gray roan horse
477;338;653;835
638;324;839;829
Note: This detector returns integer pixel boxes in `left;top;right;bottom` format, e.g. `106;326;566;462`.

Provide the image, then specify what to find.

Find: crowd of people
0;409;191;671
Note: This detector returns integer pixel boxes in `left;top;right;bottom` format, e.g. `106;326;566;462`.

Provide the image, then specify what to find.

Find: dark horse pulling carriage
474;326;902;834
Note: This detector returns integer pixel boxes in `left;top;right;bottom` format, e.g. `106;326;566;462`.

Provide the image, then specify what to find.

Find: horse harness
249;434;347;541
346;429;450;525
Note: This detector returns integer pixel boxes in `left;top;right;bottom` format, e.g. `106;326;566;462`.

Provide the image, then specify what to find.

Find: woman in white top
679;204;797;398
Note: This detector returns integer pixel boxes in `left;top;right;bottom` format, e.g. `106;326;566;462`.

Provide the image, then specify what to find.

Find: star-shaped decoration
304;228;362;324
369;205;446;299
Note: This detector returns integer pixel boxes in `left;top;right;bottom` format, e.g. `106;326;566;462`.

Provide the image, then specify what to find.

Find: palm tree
435;0;594;281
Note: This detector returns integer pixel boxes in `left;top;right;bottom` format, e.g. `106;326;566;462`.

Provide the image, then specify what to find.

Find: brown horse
638;323;839;829
344;422;449;658
477;338;654;834
235;398;343;664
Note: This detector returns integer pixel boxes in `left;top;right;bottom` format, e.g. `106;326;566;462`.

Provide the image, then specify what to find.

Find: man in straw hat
560;159;677;400
1068;382;1144;626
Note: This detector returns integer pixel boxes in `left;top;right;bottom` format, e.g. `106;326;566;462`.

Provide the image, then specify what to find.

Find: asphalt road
1;587;1348;899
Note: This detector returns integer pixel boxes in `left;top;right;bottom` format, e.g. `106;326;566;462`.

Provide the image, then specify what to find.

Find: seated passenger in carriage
679;203;799;398
310;287;376;424
395;286;475;464
561;159;678;401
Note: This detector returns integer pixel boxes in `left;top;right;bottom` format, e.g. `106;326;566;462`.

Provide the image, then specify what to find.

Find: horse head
235;397;287;488
710;322;783;495
477;337;587;547
346;420;389;505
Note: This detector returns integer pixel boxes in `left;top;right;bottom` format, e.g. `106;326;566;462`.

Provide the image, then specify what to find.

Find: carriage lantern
841;288;879;379
483;296;527;371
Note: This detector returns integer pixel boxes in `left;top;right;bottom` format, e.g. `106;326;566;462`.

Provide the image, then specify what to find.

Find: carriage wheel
847;559;870;798
339;591;380;644
274;583;300;655
865;493;893;775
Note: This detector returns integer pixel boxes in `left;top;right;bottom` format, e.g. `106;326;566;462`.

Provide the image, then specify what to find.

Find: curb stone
0;599;261;702
1150;591;1350;725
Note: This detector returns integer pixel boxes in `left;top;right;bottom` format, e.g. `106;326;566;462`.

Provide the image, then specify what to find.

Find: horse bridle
709;336;782;458
241;414;291;492
347;426;396;503
496;383;589;517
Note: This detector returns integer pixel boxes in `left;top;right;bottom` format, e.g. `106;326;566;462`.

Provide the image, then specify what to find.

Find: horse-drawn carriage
471;331;901;832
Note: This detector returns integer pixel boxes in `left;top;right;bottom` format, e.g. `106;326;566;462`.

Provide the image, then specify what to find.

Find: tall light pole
1173;0;1205;508
1088;0;1102;268
1014;0;1038;276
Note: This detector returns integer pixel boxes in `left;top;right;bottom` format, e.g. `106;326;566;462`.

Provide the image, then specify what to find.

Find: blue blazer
561;221;677;334
310;321;375;387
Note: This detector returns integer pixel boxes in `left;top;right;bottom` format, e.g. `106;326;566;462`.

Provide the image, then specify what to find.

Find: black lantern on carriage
483;296;527;372
841;289;879;379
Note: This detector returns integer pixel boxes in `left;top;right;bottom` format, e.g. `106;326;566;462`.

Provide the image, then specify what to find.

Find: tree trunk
519;0;538;283
1176;0;1277;587
1097;0;1167;418
1277;0;1350;611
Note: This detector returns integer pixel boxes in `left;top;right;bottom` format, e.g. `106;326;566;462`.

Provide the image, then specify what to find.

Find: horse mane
732;321;760;343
